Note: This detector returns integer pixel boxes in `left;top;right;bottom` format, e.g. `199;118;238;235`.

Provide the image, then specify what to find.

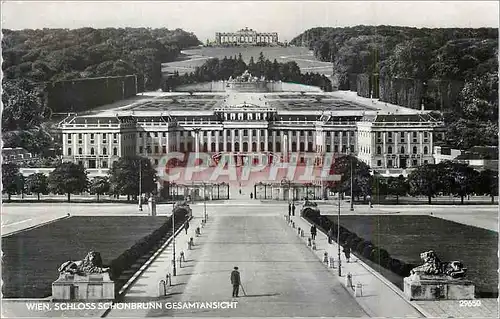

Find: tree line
326;155;498;204
2;27;201;87
164;52;333;91
291;26;498;149
2;156;157;202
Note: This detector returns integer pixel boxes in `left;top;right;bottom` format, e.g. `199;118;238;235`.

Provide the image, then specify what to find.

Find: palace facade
57;83;445;180
215;27;278;45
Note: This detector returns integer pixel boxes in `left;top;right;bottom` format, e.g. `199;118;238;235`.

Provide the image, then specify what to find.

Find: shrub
345;234;360;248
350;237;364;250
362;244;375;259
339;231;351;243
370;248;391;265
355;240;373;253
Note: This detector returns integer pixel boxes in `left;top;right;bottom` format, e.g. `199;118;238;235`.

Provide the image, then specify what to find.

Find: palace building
215;27;278;45
57;74;445;183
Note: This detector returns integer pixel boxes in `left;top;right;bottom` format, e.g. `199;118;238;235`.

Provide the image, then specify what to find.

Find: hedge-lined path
297;214;499;318
107;202;367;317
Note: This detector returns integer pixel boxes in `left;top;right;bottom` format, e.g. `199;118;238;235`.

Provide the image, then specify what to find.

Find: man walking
185;220;190;234
292;202;296;216
327;227;334;244
288;203;291;217
343;245;351;263
231;266;241;298
310;224;317;240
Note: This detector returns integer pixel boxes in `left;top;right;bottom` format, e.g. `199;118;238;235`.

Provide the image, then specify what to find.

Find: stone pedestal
403;274;475;300
52;273;115;301
148;197;157;216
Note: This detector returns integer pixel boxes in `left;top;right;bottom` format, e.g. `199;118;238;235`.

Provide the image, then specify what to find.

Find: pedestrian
310;225;317;240
288;203;291;216
343;245;351;263
327;227;334;244
230;266;241;298
185;220;190;234
250;192;253;199
292;203;296;216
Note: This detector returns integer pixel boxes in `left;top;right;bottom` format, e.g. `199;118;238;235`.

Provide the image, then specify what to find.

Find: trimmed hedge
109;208;190;282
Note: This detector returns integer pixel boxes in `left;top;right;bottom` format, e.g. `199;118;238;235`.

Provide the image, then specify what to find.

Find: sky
2;1;499;42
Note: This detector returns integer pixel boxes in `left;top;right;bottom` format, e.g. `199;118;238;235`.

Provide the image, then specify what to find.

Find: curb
2;215;71;237
300;216;432;318
100;215;193;318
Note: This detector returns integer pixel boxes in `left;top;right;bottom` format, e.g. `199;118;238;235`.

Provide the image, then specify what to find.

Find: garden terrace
306;213;498;297
1;216;170;298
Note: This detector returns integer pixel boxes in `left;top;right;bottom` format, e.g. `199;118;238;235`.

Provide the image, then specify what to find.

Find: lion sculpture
58;251;110;276
410;250;467;279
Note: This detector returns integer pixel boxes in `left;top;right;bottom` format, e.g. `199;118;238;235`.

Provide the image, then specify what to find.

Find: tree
48;162;88;202
386;175;409;204
329;155;372;199
476;169;498;203
407;164;443;204
89;176;110;201
2;163;21;201
2;79;47;132
25;173;48;201
439;161;479;204
108;156;157;198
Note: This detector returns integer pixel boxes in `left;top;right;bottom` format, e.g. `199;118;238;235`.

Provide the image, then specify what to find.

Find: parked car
300;200;320;216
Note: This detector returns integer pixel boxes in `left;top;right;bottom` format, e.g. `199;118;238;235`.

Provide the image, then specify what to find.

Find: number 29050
459;300;481;307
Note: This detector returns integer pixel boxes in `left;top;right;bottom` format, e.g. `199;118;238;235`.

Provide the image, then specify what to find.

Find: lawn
1;216;168;298
328;215;498;296
162;46;333;76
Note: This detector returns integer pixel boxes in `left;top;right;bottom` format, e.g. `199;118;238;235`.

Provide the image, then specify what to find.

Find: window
153;132;157;138
293;131;297;137
78;148;83;155
424;146;428;155
377;160;382;167
226;130;231;137
413;132;417;143
78;161;83;166
147;147;152;154
154;146;159;153
154;159;159;165
388;160;393;167
400;132;405;143
139;146;144;153
78;133;83;140
334;145;338;153
326;145;331;152
139;132;143;138
103;147;107;155
68;148;72;155
162;132;166;137
424;160;428;164
413;146;418;154
102;161;108;168
377;146;382;155
388;146;393;154
243;130;248;137
261;130;265;136
162;146;167;153
90;133;95;140
103;133;107;142
326;132;330;137
235;130;239;137
90;148;95;155
67;134;72;142
300;131;304;137
180;131;184;137
400;146;405;154
412;159;418;166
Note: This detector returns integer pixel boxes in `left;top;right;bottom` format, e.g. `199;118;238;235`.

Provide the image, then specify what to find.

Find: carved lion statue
58;251;109;276
410;250;467;279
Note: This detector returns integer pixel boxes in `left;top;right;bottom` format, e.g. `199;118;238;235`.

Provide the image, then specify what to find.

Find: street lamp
138;159;143;211
337;190;342;276
350;154;354;211
172;205;176;276
203;182;207;223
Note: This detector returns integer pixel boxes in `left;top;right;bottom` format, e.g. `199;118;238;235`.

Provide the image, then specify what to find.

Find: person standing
185;220;190;234
343;245;351;263
288;203;291;217
310;225;317;240
230;266;241;297
327;227;334;244
292;203;296;216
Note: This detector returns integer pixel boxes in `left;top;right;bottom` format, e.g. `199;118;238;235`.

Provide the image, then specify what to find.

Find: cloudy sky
2;1;499;41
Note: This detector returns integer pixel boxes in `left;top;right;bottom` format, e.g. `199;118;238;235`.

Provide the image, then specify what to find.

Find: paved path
107;202;367;317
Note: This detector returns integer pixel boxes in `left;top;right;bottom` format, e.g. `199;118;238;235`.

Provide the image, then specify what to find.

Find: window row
376;146;429;155
67;147;118;156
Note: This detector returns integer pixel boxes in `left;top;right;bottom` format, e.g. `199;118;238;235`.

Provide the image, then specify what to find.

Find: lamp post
172;205;176;276
203;182;207;223
138;159;143;211
338;190;342;276
350;154;354;211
